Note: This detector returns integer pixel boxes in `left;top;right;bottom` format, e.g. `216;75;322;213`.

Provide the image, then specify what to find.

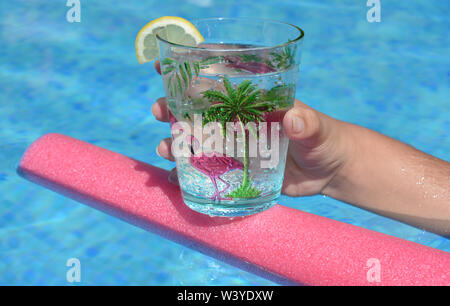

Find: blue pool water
0;0;449;285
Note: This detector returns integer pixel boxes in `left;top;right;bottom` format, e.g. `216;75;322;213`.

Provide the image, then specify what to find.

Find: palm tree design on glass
269;44;297;71
201;78;275;199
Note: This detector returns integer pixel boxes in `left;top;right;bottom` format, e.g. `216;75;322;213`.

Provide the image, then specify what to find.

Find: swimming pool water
0;0;448;285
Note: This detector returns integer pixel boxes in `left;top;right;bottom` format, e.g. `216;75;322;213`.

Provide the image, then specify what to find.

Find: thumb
282;100;330;149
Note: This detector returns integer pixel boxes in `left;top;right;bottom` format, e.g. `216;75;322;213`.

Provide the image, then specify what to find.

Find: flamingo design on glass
187;135;243;201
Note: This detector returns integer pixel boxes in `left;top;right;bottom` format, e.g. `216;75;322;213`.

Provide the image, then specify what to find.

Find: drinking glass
157;18;304;217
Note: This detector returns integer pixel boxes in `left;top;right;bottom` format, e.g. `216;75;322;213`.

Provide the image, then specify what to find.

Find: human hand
151;59;352;197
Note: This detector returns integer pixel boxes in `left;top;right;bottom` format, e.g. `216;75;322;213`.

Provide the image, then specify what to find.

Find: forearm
324;122;450;236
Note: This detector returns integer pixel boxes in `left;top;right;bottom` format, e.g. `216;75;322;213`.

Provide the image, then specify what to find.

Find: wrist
321;121;364;199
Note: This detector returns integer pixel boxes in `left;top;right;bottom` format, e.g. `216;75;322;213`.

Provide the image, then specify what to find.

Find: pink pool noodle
18;133;450;286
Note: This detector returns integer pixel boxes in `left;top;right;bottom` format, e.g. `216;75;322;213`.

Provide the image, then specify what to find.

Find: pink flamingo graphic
187;136;243;201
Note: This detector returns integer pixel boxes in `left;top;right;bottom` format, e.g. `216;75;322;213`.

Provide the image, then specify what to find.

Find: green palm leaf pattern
269;44;297;70
161;56;226;97
162;48;296;97
262;84;296;108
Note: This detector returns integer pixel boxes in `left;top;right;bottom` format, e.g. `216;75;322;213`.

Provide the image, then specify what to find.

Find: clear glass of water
156;18;304;217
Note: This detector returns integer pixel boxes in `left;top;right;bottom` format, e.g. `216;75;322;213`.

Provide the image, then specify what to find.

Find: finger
151;97;170;122
156;137;175;161
154;59;161;75
168;167;179;186
282;99;332;148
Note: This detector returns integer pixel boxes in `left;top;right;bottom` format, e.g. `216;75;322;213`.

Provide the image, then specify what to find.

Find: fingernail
291;114;304;134
156;146;161;157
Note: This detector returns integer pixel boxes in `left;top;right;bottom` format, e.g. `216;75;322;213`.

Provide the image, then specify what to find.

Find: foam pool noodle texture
17;134;450;285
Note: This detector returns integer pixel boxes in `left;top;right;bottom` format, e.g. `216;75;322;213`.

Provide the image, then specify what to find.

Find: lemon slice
135;16;204;64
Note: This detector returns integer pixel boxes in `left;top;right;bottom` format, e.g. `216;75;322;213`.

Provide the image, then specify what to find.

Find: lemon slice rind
135;16;204;64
